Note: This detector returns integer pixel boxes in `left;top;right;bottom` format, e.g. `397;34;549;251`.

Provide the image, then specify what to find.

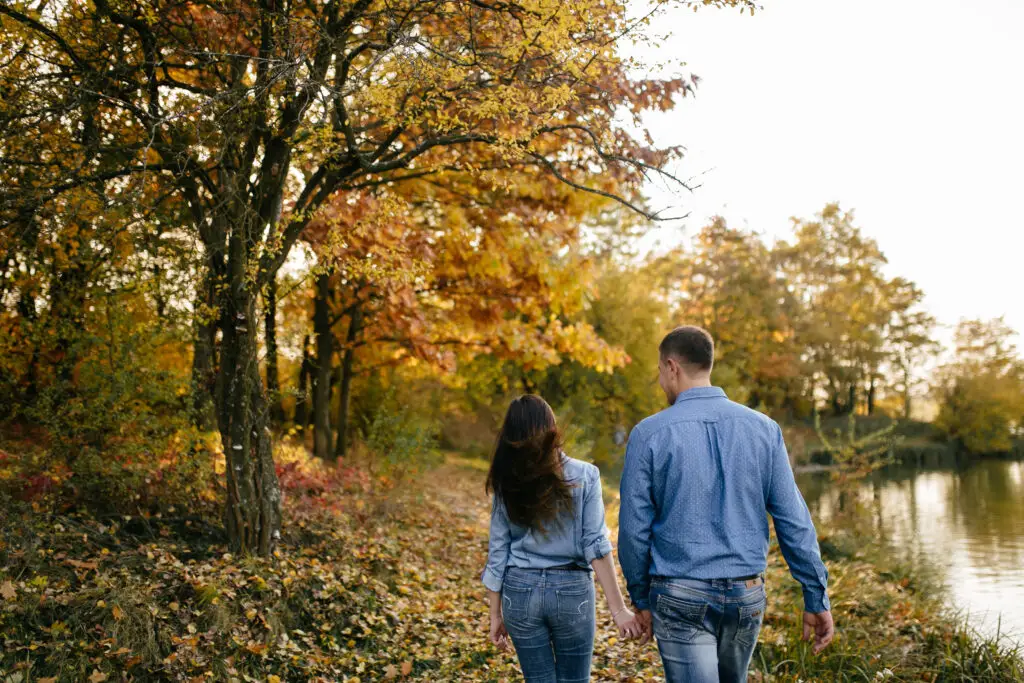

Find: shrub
815;412;899;487
357;385;441;479
0;428;220;517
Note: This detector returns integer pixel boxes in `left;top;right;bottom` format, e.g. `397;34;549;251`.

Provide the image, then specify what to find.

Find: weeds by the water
751;521;1024;682
934;616;1024;682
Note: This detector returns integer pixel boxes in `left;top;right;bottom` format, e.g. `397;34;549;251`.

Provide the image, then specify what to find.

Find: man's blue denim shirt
618;386;831;613
482;456;613;592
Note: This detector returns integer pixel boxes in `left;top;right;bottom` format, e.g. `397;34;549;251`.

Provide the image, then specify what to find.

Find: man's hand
489;612;510;651
635;609;653;645
802;610;834;654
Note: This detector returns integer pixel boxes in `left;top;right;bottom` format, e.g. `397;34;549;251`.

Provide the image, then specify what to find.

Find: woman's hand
614;607;643;640
489;612;510;651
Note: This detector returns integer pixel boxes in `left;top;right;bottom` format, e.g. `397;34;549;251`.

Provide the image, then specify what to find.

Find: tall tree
884;277;937;418
935;318;1024;453
656;218;800;411
302;177;633;460
777;204;891;415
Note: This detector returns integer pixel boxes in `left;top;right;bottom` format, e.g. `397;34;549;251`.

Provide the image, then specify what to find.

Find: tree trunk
50;257;88;388
13;201;41;403
867;375;876;415
334;305;363;460
264;275;285;424
747;390;761;410
152;263;167;319
191;268;218;431
902;366;913;419
311;272;334;459
838;488;850;515
17;289;40;403
216;234;281;556
872;479;886;541
294;334;312;432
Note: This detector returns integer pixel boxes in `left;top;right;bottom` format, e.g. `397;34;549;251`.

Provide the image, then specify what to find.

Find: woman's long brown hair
485;395;574;533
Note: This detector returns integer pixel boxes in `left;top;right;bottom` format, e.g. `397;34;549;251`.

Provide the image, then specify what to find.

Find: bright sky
631;0;1024;347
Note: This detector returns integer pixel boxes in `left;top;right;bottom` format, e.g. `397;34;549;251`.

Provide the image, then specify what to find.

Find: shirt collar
673;386;727;405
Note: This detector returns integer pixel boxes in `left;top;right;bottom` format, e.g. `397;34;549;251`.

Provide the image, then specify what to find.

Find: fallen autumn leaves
2;451;1022;682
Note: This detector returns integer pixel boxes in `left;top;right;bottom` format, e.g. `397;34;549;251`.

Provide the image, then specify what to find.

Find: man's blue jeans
501;566;596;683
650;576;767;683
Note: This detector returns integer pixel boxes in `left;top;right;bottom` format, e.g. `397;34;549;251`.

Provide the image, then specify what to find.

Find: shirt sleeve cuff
630;595;651;611
626;581;651;611
803;589;831;614
583;536;614;563
482;567;505;593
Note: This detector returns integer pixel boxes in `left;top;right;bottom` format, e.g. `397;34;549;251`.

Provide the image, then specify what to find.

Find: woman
482;395;641;682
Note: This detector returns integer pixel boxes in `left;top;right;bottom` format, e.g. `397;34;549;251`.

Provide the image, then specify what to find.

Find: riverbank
783;416;1024;471
2;450;1022;681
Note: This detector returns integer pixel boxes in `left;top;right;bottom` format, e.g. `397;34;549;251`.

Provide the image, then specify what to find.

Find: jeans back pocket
501;584;534;626
555;583;593;627
654;592;709;643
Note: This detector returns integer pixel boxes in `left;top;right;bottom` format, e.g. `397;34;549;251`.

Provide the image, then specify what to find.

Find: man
618;326;834;682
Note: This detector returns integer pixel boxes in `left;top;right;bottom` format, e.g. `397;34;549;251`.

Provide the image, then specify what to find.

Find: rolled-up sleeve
481;496;512;592
581;465;614;563
618;425;655;610
766;422;831;613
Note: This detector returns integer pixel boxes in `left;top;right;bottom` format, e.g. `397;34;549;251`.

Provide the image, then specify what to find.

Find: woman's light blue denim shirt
481;456;613;592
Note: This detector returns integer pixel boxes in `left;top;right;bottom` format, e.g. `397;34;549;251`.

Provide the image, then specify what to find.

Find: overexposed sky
632;0;1024;344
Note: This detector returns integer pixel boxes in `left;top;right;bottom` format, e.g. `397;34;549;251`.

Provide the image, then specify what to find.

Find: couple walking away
481;326;835;682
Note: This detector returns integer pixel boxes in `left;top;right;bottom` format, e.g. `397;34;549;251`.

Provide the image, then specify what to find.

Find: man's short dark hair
659;326;714;371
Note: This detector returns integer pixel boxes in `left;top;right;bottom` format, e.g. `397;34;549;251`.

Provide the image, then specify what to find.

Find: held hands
613;606;640;639
635;609;653;645
802;610;835;654
614;607;652;644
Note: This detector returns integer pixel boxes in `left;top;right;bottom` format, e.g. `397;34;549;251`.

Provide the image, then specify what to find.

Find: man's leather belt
653;574;764;588
735;574;764;588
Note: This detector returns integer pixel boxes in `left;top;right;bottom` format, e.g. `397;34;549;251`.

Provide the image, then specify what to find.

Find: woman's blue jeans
501;566;596;683
650;576;767;683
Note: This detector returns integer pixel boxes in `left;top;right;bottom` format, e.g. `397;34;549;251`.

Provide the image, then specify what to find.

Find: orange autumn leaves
298;171;632;381
383;659;414;679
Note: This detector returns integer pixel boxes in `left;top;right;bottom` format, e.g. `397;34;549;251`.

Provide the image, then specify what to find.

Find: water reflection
798;460;1024;642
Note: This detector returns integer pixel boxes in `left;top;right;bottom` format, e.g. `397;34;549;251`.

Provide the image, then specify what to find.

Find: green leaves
934;318;1024;454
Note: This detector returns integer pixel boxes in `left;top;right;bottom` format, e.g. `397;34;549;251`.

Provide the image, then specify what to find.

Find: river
797;459;1024;644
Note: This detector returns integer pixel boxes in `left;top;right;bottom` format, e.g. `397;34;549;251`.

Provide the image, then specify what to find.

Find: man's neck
676;377;713;395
